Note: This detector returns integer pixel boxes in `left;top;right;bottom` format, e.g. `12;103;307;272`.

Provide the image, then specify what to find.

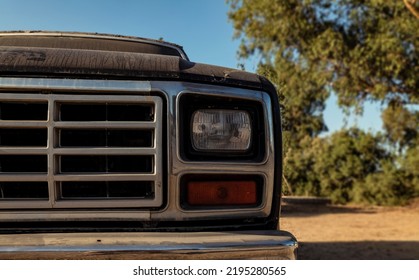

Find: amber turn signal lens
186;180;257;206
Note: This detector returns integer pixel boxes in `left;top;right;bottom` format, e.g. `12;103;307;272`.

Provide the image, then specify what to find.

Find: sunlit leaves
228;0;419;205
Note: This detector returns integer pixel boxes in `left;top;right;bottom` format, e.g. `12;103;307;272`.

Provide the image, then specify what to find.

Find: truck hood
0;46;265;90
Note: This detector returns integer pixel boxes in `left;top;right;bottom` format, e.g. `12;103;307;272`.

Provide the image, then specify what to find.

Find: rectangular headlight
191;109;252;151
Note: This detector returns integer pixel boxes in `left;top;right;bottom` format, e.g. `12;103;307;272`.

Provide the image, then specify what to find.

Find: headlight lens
191;109;252;151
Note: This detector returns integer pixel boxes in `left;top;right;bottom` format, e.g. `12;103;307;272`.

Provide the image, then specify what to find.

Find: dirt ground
280;198;419;259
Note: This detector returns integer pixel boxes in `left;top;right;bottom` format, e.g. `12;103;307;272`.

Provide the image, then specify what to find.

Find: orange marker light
186;180;258;206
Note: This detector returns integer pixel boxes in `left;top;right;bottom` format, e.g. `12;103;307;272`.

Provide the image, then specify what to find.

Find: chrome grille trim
0;93;163;209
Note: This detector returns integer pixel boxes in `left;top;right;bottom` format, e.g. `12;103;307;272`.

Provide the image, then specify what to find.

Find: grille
0;93;163;209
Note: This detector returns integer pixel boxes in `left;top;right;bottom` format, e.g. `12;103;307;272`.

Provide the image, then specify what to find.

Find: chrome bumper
0;230;297;260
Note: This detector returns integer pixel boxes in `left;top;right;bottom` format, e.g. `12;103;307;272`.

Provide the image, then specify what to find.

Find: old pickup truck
0;31;297;259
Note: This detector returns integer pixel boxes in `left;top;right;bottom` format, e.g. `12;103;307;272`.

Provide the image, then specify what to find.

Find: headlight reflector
191;109;252;151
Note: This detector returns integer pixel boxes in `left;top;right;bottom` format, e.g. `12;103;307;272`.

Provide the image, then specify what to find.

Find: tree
400;144;419;196
283;127;403;204
283;135;323;197
284;128;386;202
381;103;419;153
228;0;418;106
313;128;389;204
228;0;419;204
257;63;328;147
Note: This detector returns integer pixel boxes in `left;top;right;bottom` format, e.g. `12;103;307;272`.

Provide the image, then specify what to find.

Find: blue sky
0;0;383;134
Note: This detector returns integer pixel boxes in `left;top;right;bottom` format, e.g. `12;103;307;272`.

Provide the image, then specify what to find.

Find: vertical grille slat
0;93;163;209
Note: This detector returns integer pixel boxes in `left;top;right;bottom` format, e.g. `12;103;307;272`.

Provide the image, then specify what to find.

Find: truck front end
0;31;297;259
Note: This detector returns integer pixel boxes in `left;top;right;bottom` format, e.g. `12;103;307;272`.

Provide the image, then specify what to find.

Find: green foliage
314;128;388;203
400;145;419;196
283;136;323;197
284;128;404;205
228;0;419;107
353;160;413;206
228;0;419;205
257;63;329;147
381;104;419;152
